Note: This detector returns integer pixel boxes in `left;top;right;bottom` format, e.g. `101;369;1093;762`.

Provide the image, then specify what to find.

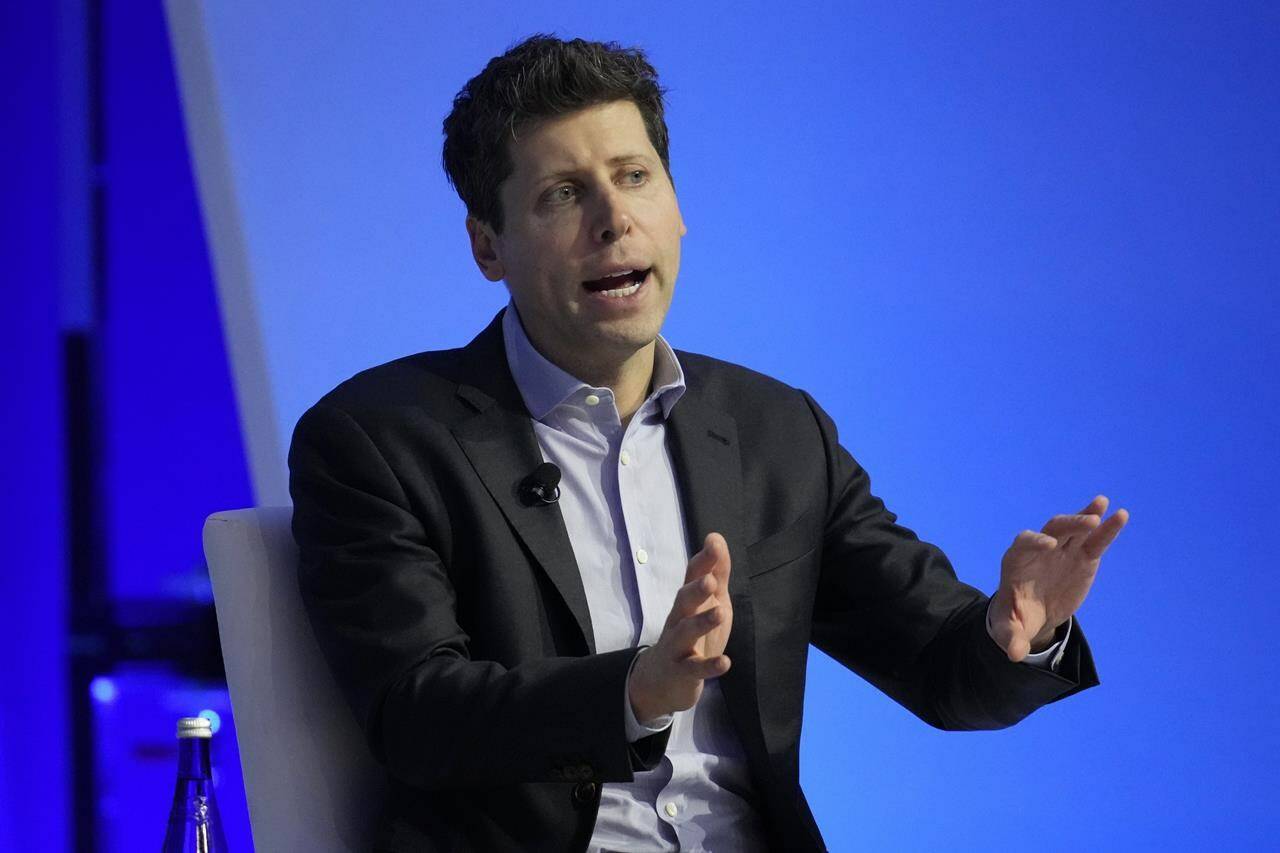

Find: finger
1041;513;1103;543
1081;507;1129;560
678;654;732;680
665;574;717;629
668;605;727;654
1011;529;1058;551
1078;494;1109;517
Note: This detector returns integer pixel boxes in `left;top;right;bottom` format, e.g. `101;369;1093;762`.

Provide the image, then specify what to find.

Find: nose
591;186;632;244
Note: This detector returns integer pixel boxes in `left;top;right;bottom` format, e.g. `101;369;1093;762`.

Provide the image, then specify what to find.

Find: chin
593;317;665;352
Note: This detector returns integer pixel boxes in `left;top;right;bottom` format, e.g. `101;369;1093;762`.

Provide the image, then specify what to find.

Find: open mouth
582;268;650;299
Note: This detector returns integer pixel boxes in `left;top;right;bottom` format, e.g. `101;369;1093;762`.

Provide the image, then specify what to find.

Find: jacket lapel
448;314;597;654
666;391;770;764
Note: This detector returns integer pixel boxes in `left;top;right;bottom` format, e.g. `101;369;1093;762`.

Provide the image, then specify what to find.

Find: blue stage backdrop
163;2;1275;849
4;2;256;849
1;4;68;850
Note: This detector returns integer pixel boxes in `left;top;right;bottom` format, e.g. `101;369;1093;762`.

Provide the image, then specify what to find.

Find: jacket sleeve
288;403;670;791
801;391;1099;730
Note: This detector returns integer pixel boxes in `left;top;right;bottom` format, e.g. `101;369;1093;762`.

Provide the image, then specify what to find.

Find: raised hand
627;533;733;723
989;495;1129;663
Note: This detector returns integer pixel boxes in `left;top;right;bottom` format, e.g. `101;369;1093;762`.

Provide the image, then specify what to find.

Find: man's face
467;100;686;374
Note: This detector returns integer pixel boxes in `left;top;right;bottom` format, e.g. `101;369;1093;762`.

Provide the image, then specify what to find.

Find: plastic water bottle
161;716;229;852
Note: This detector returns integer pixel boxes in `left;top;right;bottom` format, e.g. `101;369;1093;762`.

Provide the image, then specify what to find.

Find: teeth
600;280;642;298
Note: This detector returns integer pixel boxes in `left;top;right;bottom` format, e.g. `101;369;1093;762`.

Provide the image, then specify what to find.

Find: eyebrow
532;153;657;186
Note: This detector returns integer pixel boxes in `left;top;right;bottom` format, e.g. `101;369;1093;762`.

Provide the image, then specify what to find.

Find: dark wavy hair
442;34;671;233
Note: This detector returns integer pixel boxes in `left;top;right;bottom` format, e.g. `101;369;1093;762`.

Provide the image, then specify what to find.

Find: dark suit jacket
289;311;1098;852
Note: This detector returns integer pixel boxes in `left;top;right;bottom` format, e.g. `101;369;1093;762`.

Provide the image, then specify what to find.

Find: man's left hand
989;495;1129;662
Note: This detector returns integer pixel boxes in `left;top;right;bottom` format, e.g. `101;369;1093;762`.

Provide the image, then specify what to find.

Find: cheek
652;200;685;244
508;247;561;290
525;231;576;273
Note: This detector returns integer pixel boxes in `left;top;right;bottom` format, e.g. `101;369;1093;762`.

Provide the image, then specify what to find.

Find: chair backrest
203;507;384;852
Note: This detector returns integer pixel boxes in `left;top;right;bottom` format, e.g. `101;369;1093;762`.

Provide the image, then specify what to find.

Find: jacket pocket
746;508;818;578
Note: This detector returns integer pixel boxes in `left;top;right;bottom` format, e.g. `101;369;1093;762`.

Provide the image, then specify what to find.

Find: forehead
506;100;656;181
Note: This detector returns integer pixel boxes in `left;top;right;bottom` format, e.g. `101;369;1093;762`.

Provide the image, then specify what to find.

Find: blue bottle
161;717;229;852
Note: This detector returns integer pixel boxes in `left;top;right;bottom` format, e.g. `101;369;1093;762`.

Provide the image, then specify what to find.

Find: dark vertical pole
67;1;108;850
66;332;105;853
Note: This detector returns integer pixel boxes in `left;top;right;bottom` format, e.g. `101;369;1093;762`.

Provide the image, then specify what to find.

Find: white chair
203;507;385;852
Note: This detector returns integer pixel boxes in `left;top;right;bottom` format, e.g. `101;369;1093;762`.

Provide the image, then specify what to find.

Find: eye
545;184;578;205
623;169;648;185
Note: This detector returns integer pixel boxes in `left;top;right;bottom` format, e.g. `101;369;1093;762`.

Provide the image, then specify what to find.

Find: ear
466;216;506;282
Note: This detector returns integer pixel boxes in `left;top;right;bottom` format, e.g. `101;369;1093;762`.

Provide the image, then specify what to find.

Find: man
289;35;1128;852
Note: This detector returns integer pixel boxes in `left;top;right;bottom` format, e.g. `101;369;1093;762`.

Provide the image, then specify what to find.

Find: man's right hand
628;532;734;724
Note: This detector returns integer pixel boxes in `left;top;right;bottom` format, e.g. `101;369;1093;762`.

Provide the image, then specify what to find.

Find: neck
560;341;656;424
506;307;661;424
175;736;212;781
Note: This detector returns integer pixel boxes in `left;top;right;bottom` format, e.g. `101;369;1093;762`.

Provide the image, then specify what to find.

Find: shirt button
584;394;601;406
664;802;678;818
620;450;631;466
635;548;649;565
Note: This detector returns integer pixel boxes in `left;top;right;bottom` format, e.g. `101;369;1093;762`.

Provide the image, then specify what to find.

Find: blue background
5;1;1277;849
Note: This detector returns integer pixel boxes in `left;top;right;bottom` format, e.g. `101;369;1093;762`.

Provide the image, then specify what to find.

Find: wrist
627;648;660;723
1029;621;1063;653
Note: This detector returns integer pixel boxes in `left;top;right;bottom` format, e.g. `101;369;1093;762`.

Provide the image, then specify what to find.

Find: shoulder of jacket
309;348;470;415
676;349;807;408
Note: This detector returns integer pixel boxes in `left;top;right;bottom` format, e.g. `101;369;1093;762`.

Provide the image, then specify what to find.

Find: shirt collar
501;302;686;422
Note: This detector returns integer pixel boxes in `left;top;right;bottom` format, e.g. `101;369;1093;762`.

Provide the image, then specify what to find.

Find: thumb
991;592;1037;663
684;537;715;583
988;614;1020;662
703;532;730;575
703;533;732;592
1004;631;1030;663
686;532;729;583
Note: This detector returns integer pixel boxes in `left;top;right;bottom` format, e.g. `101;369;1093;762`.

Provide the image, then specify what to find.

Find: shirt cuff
623;647;674;742
985;602;1072;671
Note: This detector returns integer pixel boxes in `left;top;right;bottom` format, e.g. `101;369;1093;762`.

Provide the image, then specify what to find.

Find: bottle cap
175;716;213;739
